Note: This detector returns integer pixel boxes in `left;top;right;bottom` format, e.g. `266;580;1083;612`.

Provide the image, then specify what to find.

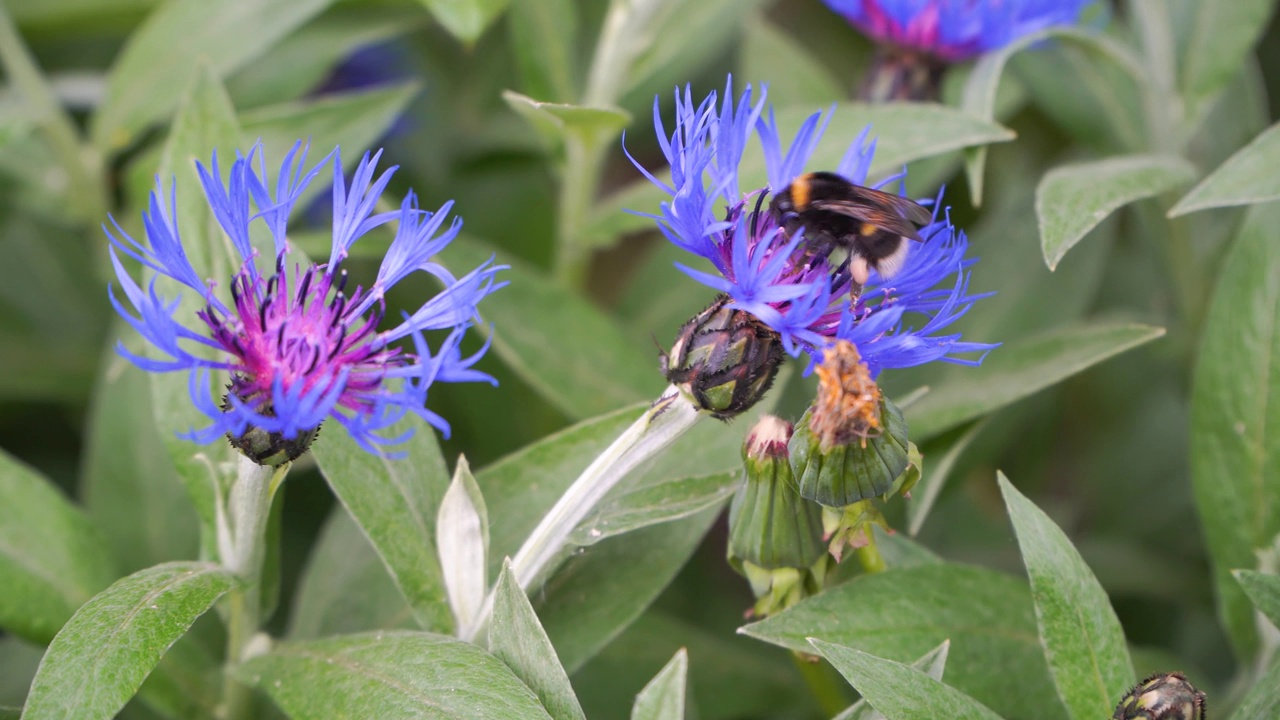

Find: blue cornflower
823;0;1094;62
630;78;994;379
107;141;504;461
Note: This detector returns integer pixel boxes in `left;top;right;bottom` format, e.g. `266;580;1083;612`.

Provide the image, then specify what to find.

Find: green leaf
81;348;198;575
961;27;1145;205
1227;657;1280;720
437;457;489;634
1190;202;1280;658
1037;155;1195;270
125;81;420;217
502;91;631;151
0;636;44;707
1180;0;1276;121
4;0;155;27
1233;570;1280;630
0;448;117;644
741;563;1065;720
811;641;1003;720
156;63;243;286
414;0;508;44
446;235;660;420
238;631;554;720
92;0;334;151
1169;121;1280;216
133;632;221;720
906;421;983;536
588;102;1014;247
21;562;236;720
619;0;768;109
288;508;413;640
875;527;942;569
570;470;739;546
240;82;421;169
490;561;587;720
906;322;1166;443
138;65;245;564
739;14;842;107
0;707;17;720
311;413;454;634
225;7;422;108
631;649;688;720
834;642;950;720
998;473;1134;720
1009;35;1144;154
541;507;721;675
506;0;578;103
572;610;817;720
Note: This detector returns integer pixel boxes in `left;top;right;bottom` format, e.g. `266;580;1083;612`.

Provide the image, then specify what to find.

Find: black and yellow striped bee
769;171;933;285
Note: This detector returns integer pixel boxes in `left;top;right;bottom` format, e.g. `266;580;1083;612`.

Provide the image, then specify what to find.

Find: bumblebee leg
850;254;871;286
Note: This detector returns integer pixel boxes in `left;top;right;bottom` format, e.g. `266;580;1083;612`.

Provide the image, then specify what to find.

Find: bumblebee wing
848;186;934;225
808;197;928;241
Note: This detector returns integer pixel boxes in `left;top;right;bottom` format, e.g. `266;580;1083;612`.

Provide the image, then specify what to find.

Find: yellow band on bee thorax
792;176;811;209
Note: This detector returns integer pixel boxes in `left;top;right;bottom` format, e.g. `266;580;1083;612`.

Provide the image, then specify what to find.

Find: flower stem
554;133;606;288
218;458;289;720
854;532;887;575
463;387;702;641
552;0;668;289
792;652;849;718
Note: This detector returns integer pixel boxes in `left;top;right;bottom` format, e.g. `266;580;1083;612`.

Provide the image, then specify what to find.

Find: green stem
218;459;289;720
0;5;107;222
552;0;668;289
854;533;887;575
463;386;703;642
1134;199;1203;336
792;652;849;718
1128;0;1182;155
581;0;664;108
554;134;606;288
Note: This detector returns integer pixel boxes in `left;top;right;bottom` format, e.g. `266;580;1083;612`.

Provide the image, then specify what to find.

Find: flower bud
1112;672;1206;720
728;416;827;570
790;342;910;507
223;392;320;466
226;424;320;466
661;295;785;420
858;46;946;102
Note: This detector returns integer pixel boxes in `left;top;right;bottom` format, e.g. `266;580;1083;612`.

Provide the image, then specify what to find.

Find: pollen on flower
810;340;883;452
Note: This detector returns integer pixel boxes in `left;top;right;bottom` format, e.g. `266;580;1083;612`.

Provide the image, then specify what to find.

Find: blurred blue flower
629;78;995;376
822;0;1094;61
107;141;505;456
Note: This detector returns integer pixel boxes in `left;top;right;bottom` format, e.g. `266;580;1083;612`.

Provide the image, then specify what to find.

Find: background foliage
1;0;1279;718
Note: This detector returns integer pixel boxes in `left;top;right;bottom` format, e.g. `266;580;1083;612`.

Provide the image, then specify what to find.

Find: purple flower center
202;253;403;423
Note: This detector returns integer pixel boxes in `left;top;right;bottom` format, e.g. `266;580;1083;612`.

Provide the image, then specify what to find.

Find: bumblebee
769;171;933;285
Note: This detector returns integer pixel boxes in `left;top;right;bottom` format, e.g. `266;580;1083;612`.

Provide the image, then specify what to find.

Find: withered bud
810;340;883;453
